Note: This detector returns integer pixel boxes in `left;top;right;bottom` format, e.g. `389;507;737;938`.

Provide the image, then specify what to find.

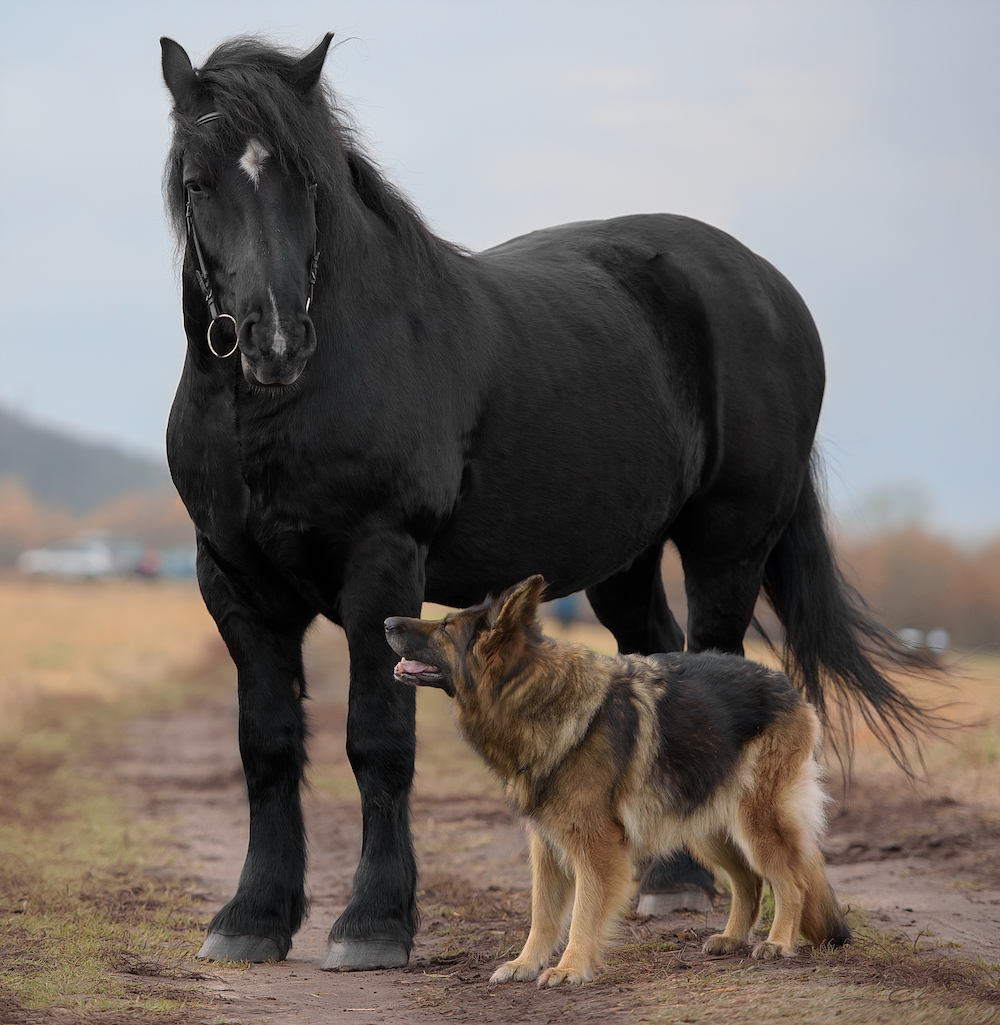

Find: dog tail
799;852;851;948
760;454;941;769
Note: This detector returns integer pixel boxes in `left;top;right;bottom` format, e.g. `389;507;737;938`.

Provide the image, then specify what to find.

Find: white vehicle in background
17;531;146;578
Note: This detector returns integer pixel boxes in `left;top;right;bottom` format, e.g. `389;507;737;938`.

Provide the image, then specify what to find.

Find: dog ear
490;575;548;636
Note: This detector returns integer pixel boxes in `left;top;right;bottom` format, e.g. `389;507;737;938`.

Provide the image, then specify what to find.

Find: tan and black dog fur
385;575;851;987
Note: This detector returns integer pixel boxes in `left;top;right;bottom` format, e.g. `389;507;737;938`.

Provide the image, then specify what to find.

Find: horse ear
290;32;334;94
490;575;548;635
160;37;201;112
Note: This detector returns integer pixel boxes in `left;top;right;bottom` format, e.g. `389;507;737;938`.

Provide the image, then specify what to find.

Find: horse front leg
323;532;424;970
196;555;314;962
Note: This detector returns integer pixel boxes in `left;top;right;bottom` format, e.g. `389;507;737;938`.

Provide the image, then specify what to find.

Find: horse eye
185;180;207;196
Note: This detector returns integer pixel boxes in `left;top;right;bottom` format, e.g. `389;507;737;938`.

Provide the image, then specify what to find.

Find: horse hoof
635;888;714;916
197;932;287;963
321;938;409;971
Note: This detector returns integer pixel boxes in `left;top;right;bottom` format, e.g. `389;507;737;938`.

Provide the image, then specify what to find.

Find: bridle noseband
184;110;321;359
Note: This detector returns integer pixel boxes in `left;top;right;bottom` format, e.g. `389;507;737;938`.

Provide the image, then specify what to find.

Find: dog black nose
384;617;404;634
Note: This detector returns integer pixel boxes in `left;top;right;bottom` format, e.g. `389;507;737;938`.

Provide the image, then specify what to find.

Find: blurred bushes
663;529;1000;652
0;478;79;566
0;476;193;566
837;529;1000;652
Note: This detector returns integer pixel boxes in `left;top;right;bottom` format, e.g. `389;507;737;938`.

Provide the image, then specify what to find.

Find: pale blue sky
1;1;997;535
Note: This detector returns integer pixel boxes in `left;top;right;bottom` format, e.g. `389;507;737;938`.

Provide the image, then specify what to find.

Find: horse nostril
299;315;318;358
238;312;261;351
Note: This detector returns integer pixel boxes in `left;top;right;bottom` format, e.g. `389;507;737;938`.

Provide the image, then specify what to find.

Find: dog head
384;575;548;705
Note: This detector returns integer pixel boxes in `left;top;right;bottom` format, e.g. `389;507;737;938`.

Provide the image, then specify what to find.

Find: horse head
161;35;334;388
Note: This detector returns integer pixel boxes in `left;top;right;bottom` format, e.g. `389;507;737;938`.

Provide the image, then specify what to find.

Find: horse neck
317;168;458;304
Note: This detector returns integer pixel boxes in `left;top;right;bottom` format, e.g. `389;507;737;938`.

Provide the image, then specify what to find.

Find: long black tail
760;456;940;768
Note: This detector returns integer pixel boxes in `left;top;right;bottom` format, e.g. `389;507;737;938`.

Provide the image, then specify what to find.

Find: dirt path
112;631;1000;1022
824;783;1000;960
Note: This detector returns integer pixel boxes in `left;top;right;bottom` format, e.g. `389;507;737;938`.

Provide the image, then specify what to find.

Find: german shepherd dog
385;576;851;987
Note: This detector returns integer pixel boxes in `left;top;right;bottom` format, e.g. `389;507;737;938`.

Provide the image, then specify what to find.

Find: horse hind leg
584;542;685;655
585;543;715;914
676;549;768;656
669;489;794;658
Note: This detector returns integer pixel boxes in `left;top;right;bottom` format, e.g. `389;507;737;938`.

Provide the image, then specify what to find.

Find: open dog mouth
393;658;442;685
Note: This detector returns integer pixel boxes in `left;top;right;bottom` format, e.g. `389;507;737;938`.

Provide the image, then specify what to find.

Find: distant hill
0;407;172;515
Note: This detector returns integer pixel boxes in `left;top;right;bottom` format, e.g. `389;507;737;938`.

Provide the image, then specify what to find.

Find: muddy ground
110;625;1000;1023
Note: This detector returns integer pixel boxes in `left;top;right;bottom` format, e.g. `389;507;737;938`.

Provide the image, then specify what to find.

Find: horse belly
424;403;698;604
422;248;711;604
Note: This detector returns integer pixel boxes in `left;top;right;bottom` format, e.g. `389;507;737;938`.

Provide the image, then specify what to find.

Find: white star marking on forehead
239;138;270;188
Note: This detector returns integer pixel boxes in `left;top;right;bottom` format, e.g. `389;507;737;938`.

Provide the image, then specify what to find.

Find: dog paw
489;960;542;984
702;933;747;955
537;964;592;987
751;940;793;960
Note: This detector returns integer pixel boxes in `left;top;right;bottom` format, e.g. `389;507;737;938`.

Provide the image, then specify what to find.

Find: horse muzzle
238;313;317;387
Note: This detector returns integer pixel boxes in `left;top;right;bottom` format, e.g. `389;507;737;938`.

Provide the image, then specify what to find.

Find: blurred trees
0;476;193;567
837;529;1000;651
0;478;78;566
660;526;1000;653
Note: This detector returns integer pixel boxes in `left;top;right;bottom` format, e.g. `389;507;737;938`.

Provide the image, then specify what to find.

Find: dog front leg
490;828;573;984
537;822;632;987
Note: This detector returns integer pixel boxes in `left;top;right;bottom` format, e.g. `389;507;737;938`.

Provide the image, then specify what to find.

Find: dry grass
0;578;221;1019
0;576;215;732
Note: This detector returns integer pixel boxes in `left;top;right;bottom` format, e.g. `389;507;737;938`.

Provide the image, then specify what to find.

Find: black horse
161;33;928;970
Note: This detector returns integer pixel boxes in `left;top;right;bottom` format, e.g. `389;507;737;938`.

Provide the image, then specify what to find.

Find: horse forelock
163;36;348;238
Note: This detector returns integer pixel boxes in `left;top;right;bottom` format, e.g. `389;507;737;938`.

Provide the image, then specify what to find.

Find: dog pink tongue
399;658;436;674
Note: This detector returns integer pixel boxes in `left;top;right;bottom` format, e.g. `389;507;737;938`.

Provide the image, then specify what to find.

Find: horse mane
163;35;457;265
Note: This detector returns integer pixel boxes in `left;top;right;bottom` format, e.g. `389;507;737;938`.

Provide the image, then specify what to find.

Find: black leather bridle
185;110;321;359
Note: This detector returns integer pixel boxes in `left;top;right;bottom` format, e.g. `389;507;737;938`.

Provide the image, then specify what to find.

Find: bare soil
106;626;1000;1023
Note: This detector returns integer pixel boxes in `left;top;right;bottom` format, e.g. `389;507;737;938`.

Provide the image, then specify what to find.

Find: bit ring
207;315;239;358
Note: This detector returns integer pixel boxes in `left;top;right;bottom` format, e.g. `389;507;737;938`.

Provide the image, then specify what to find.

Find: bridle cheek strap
183;144;321;359
185;194;239;358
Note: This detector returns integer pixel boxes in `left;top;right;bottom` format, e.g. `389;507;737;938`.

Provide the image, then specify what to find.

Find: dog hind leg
693;834;763;955
490;828;574;984
752;854;808;960
738;781;812;959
